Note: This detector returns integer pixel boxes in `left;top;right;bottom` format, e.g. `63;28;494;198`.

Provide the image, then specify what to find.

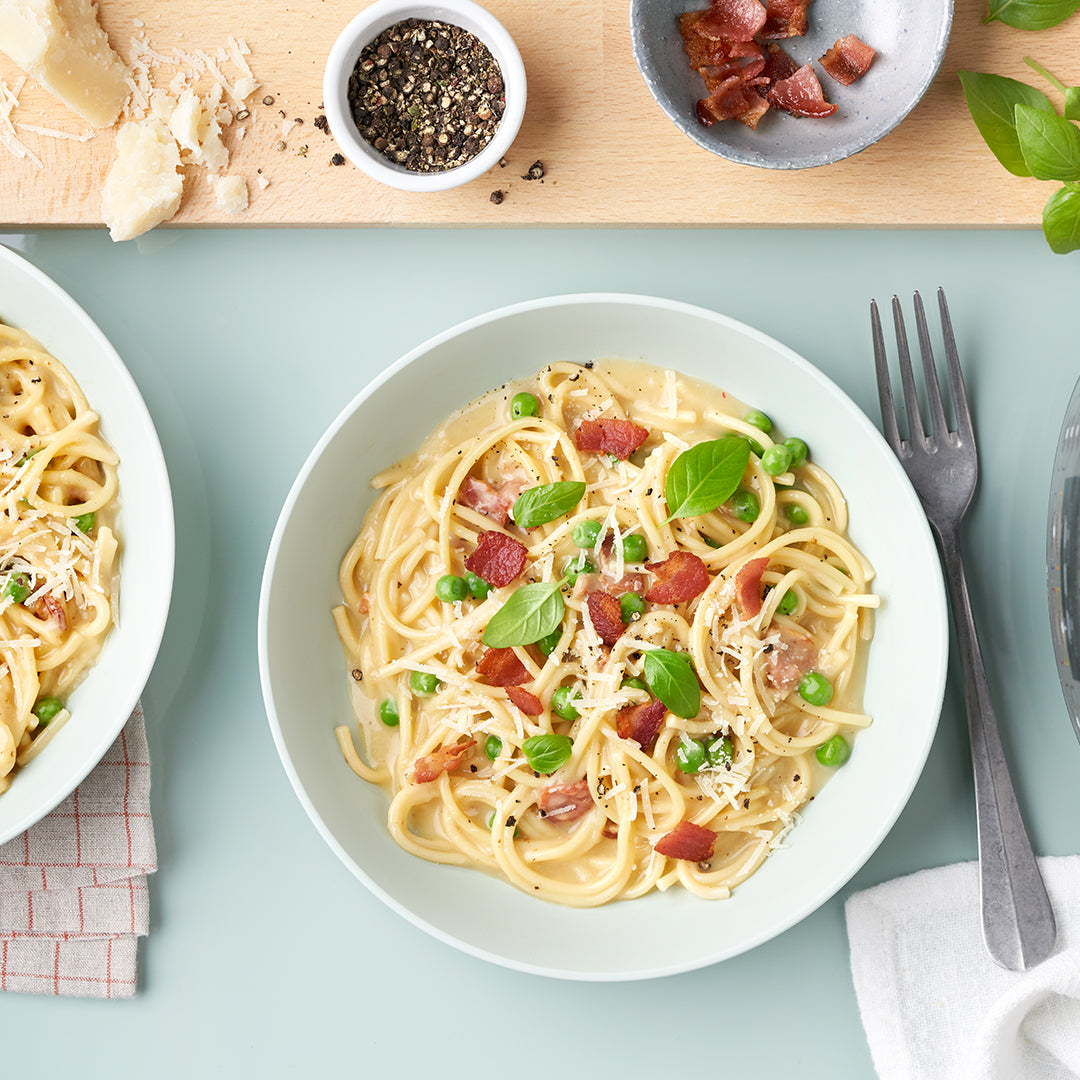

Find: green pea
3;573;30;604
783;437;808;468
816;733;851;767
435;574;468;603
620;533;648;562
706;735;734;768
786;504;810;526
744;409;773;434
484;734;503;760
33;697;64;725
564;555;594;587
410;670;439;696
511;392;539;419
621;676;648;691
620;593;645;623
675;739;707;774
552;686;582;721
798;671;834;707
73;511;95;534
379;698;400;727
776;589;798;616
761;444;793;476
465;572;491;600
731;490;760;523
572;519;602;549
535;625;563;657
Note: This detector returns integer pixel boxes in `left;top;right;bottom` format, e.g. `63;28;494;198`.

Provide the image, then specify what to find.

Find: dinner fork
871;288;1057;972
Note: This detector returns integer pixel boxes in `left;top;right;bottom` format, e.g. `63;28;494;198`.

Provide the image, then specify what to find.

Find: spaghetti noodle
0;322;119;793
333;360;877;906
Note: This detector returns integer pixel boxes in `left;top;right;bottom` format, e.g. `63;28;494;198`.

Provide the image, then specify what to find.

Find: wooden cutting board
0;0;1075;228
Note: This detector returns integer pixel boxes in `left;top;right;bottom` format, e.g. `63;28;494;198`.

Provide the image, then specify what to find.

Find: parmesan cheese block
101;118;182;241
0;0;130;127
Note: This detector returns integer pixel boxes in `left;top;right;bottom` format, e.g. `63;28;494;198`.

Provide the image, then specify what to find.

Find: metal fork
871;288;1056;971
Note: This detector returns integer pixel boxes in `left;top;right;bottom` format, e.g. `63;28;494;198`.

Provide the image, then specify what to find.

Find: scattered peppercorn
262;95;275;106
490;189;504;204
522;159;545;180
235;109;250;121
314;114;329;132
331;153;346;166
346;18;505;173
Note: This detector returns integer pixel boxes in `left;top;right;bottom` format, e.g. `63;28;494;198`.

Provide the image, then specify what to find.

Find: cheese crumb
210;173;247;214
101;118;182;241
0;0;130;127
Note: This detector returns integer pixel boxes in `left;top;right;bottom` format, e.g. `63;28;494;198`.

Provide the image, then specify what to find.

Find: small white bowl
323;0;527;192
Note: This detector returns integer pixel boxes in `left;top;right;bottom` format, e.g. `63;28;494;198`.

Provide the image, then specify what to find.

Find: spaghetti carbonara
333;360;877;906
0;323;119;793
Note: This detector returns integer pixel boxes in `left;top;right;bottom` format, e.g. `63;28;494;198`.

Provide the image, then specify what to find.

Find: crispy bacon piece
476;647;530;687
644;551;711;604
697;75;767;126
413;739;477;784
765;626;816;693
680;11;728;68
573;418;650;460
767;63;838;118
616;698;667;751
735;556;769;618
760;41;799;85
759;0;811;40
654;820;717;862
537;777;594;821
458;476;513;526
465;531;528;588
734;90;770;129
358;592;371;615
586;591;625;647
34;594;67;630
820;34;876;86
506;685;543;716
696;0;767;42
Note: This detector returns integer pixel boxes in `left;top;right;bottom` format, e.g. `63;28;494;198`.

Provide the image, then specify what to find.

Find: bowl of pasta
0;243;173;845
259;293;948;980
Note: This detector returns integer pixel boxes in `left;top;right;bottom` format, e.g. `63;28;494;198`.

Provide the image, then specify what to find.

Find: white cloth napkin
0;704;156;998
846;857;1080;1080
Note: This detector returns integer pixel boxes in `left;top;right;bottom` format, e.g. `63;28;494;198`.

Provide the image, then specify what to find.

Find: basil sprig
642;648;701;719
522;733;573;774
961;64;1080;253
482;581;564;648
984;0;1080;30
662;435;750;524
511;481;586;528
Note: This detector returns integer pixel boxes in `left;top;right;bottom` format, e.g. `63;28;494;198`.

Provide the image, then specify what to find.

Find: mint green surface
2;227;1078;1075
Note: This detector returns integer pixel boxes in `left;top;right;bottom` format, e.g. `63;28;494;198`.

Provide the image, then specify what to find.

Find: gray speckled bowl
630;0;953;170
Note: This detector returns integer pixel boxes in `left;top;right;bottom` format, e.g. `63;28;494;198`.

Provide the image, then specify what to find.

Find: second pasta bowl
258;293;947;979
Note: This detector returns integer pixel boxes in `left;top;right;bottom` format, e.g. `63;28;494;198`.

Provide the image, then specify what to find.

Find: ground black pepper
347;18;505;173
490;189;504;204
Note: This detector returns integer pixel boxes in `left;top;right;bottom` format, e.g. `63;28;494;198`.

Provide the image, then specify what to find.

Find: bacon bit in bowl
629;0;952;169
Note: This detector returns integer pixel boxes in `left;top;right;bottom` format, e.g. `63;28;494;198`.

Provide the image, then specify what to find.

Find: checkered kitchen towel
0;704;156;997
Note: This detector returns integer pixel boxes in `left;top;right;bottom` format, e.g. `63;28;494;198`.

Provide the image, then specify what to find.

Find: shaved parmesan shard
0;0;130;127
101;118;182;241
210;174;247;214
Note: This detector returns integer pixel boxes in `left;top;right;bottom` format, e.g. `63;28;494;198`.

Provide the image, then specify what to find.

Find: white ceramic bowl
630;0;953;169
323;0;527;191
0;244;173;845
258;293;948;980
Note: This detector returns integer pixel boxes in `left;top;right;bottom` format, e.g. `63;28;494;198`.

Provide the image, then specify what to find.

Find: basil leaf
522;733;573;774
482;581;565;647
1016;104;1080;180
959;70;1054;176
662;435;750;524
985;0;1080;30
511;481;586;528
642;648;701;719
1042;185;1080;253
1065;88;1080;122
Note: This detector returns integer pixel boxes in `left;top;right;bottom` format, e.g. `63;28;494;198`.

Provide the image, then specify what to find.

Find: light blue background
2;226;1077;1075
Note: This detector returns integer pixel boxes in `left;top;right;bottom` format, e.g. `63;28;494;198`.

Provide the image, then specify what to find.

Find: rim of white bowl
258;292;948;981
323;0;527;192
